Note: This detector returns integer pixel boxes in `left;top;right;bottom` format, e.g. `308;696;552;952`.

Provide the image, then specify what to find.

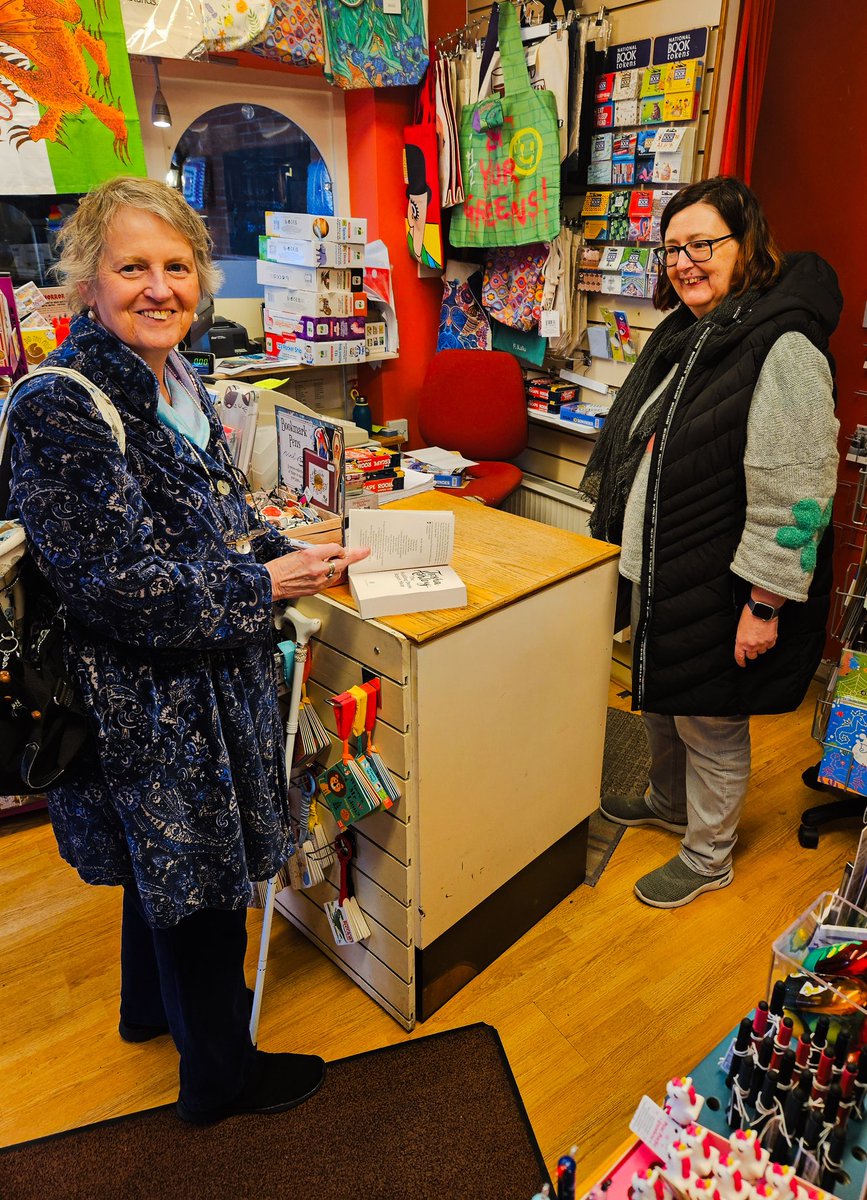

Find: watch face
749;600;777;621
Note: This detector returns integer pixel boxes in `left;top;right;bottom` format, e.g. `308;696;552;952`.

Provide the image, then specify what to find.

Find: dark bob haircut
653;175;784;311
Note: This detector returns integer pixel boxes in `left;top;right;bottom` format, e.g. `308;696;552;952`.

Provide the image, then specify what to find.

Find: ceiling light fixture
151;60;172;129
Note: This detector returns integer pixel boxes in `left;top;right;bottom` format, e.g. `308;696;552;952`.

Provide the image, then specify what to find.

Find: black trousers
120;883;256;1113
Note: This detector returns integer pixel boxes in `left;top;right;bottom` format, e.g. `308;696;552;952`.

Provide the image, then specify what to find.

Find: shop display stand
800;458;867;847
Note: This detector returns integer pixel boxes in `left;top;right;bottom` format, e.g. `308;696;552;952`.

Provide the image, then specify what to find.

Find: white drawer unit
274;494;619;1029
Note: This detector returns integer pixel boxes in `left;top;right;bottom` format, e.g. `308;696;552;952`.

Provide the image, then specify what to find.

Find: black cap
761;1069;780;1108
783;1086;806;1130
813;1016;830;1048
824;1082;842;1126
834;1032;850;1067
770;979;786;1016
778;1048;797;1087
758;1037;775;1067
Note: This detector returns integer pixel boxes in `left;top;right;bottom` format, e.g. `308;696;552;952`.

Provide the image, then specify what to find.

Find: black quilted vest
632;252;842;716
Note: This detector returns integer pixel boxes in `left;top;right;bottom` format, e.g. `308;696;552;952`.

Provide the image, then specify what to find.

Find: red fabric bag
403;66;444;271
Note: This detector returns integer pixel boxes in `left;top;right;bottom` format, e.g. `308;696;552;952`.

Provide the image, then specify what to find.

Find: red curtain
719;0;777;182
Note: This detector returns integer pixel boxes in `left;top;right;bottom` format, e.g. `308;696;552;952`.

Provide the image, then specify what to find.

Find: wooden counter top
325;491;619;644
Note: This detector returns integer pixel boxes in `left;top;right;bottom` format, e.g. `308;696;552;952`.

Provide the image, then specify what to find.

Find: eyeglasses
653;235;735;268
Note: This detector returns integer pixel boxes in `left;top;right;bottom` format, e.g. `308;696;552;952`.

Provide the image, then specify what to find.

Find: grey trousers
632;585;751;875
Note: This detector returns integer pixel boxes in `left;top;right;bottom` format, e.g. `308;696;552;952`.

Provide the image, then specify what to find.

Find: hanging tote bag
403;68;444;271
437;261;492;352
249;0;325;66
449;2;561;248
201;0;273;52
317;0;428;89
122;0;205;58
481;243;548;332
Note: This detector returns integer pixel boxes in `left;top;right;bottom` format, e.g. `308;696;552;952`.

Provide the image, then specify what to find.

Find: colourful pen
752;1001;770;1050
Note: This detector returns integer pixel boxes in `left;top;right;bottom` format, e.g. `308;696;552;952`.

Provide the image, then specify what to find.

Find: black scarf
580;290;758;545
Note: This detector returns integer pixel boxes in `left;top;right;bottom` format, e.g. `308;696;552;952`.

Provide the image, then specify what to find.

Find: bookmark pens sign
275;405;346;517
450;1;560;248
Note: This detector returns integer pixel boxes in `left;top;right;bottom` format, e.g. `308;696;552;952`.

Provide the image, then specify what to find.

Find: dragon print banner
0;0;146;195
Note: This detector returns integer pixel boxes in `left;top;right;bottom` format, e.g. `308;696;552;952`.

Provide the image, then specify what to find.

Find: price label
383;0;401;12
539;310;561;339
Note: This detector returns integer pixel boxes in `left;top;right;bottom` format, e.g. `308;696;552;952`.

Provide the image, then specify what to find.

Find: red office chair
417;349;528;506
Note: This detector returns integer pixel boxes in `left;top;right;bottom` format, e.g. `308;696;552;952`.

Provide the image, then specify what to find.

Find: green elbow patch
775;498;833;572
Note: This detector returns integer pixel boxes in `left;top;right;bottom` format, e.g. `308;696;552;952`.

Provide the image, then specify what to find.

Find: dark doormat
0;1025;551;1200
584;707;651;886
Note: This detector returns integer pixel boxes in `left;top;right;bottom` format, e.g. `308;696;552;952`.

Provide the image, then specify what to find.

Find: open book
346;509;467;619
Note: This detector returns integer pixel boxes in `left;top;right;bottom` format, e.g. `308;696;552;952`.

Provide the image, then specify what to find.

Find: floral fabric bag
437;261;492;352
249;0;325;66
481;244;549;332
201;0;274;52
317;0;428;89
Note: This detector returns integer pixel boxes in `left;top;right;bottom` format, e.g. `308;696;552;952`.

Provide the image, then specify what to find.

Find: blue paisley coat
6;316;296;928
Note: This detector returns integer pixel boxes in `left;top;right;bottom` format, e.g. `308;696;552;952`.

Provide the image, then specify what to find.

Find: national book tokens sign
0;0;146;195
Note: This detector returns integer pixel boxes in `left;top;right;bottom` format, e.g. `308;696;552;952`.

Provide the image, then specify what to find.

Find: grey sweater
619;331;839;601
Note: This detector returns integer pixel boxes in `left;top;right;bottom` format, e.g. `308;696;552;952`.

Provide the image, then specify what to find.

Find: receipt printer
208;316;250;357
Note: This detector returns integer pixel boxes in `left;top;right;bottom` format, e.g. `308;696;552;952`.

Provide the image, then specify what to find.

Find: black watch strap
747;597;779;621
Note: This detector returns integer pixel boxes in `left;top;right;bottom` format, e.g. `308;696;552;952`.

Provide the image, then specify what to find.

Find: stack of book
401;447;477;488
258;210;368;366
344;446;406;507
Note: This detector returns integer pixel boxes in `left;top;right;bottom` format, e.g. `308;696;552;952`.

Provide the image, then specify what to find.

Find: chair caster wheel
798;824;819;849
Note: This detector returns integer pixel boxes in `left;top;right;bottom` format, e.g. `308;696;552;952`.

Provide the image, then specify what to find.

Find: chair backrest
417;350;528;462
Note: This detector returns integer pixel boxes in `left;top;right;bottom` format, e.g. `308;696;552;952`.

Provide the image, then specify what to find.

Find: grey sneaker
634;855;733;909
600;792;687;834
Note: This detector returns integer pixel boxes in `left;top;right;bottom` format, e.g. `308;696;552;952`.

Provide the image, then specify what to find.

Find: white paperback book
346;509;468;619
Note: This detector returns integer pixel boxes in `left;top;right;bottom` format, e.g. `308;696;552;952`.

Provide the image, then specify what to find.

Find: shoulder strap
0;366;126;517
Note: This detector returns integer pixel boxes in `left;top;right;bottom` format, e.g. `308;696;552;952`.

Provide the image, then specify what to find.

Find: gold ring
326;560;336;581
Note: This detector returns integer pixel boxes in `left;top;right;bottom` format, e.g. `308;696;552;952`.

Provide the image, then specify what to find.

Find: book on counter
402;446;477;488
346;509;467;619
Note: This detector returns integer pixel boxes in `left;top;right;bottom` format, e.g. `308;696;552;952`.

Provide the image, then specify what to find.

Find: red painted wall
750;0;867;646
345;0;466;445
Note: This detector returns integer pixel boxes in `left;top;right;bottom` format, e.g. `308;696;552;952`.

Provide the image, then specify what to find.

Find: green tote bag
450;2;561;248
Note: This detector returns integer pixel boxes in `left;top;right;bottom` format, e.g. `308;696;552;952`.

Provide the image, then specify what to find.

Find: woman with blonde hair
4;176;367;1123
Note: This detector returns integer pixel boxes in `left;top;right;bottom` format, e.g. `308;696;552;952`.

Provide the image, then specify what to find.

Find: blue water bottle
350;386;373;435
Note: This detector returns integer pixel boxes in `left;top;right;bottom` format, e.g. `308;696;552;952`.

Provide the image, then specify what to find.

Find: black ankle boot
176;1049;326;1125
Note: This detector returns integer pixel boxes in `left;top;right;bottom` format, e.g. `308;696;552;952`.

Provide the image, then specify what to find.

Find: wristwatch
747;596;780;622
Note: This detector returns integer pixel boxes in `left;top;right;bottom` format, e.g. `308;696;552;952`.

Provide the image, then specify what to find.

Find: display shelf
208;350;398;381
528;409;601;438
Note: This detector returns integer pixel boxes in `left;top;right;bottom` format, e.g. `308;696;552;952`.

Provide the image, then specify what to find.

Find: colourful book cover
628;190;653;220
583;218;610;241
835;649;867;704
595;73;615;103
640;98;665;125
599;246;626;273
629;214;652;243
612;69;641;101
636;129;658;156
582;191;611;217
588;161;613;186
609;190;631;218
818;746;867;796
621;276;647;300
612;161;636;186
824;701;867;753
636;156;655;185
614;100;640;127
664;59;701;95
663;92;698;122
591;132;613;162
639;65;665;98
595;103;615;129
620;248;650;276
612;132;638;161
600;274;623;296
609;217;630;241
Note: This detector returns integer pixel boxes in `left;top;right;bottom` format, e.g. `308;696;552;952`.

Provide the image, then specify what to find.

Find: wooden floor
0;679;856;1186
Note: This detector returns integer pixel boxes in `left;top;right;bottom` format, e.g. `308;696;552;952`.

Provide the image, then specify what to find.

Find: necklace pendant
216;479;231;496
234;537;252;554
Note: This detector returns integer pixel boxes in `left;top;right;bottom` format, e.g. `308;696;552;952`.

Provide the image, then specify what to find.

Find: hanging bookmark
362;679;401;803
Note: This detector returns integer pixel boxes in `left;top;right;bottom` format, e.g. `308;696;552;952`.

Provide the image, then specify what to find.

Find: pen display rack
768;890;867;1037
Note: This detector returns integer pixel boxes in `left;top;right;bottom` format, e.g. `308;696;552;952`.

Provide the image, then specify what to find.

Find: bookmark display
324;832;371;945
317;691;383;830
296;769;334;888
361;679;402;804
277;638;331;765
348;684;394;810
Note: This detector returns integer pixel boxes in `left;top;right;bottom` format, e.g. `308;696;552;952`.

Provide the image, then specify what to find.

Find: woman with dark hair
583;176;841;908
